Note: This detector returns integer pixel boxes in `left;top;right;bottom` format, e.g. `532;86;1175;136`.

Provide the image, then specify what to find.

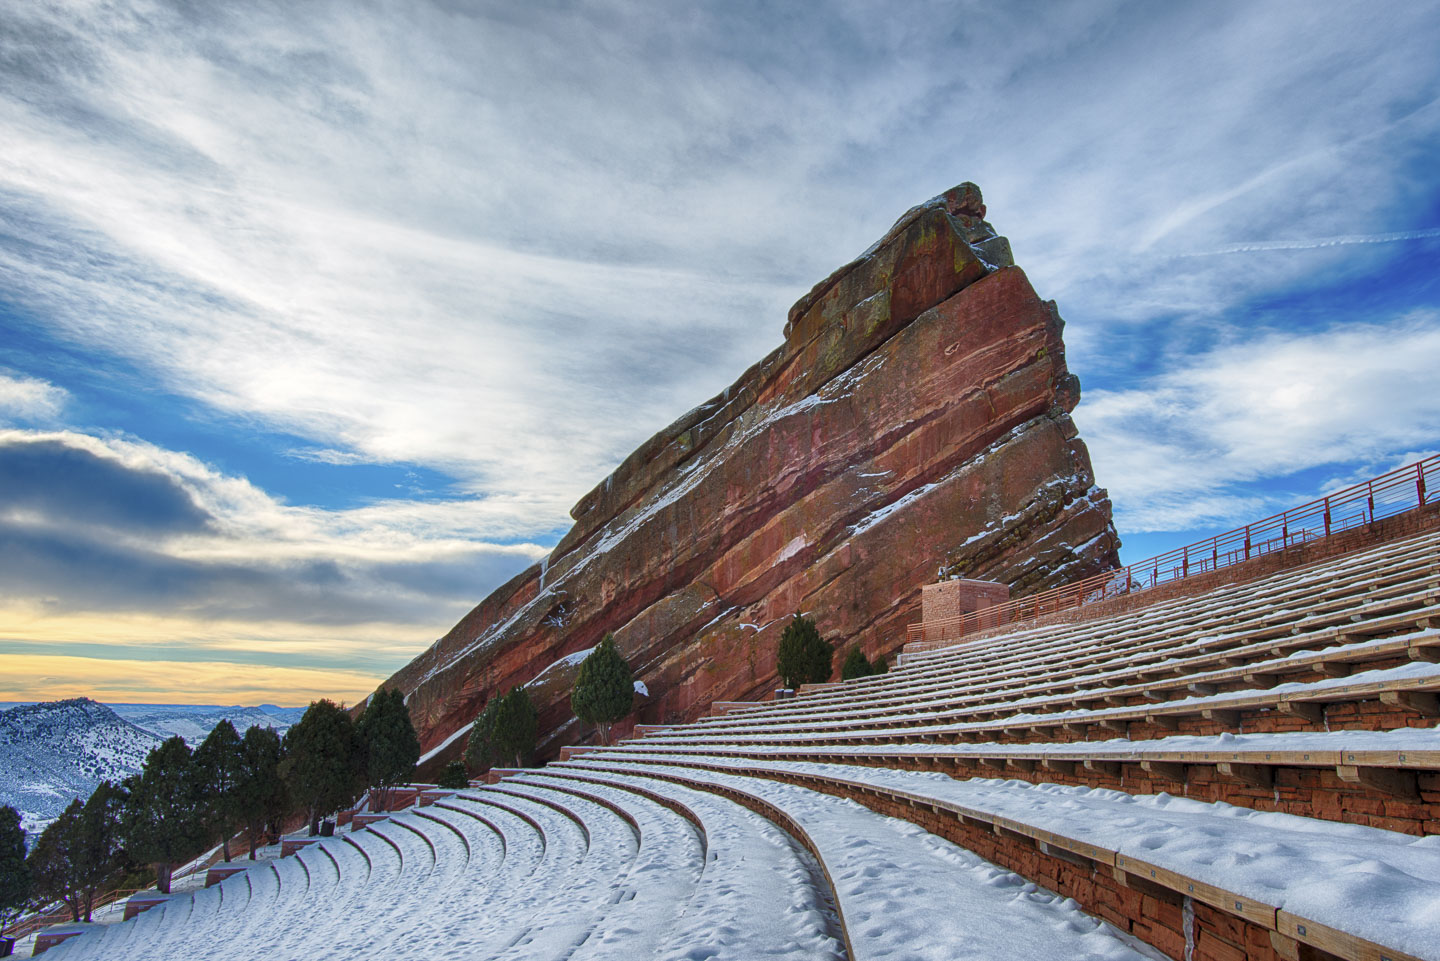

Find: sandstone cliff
386;183;1120;766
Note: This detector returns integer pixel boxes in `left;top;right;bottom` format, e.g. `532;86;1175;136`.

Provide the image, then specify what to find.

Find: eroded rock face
385;184;1120;766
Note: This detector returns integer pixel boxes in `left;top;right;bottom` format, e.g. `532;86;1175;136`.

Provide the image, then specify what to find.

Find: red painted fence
906;454;1439;650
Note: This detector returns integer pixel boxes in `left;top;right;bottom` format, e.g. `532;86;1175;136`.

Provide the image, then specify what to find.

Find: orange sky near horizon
0;606;424;706
0;652;382;707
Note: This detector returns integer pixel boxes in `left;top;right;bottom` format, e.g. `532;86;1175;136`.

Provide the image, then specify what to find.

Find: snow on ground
651;660;1440;743
538;766;846;961
612;724;1440;760
567;760;1156;961
601;752;1440;960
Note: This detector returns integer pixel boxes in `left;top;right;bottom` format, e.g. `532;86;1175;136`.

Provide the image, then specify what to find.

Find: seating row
564;753;1440;961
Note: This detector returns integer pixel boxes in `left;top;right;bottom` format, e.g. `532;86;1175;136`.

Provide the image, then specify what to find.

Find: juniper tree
464;698;501;774
27;799;83;922
30;781;125;919
776;614;832;689
235;725;286;859
436;760;469;789
491;686;538;768
280;700;362;837
571;633;635;745
121;737;207;893
841;646;873;681
193;720;245;862
356;688;421;811
0;804;30;937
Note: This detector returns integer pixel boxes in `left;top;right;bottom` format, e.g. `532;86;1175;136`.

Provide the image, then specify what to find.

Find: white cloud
1080;313;1440;532
1;0;1438;547
0;428;547;624
0;372;67;422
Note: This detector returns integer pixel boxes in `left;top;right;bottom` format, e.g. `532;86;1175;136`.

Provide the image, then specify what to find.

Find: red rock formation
385;184;1120;768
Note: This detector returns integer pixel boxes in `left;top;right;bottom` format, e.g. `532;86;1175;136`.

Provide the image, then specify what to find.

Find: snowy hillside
0;698;160;834
110;703;305;746
0;699;306;837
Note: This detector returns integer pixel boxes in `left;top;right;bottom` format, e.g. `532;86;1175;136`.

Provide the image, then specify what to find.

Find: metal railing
2;887;145;941
906;454;1439;651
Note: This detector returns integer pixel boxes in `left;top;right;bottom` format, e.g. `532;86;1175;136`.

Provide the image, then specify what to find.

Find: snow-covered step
509;772;706;960
566;759;1157;960
594;752;1440;961
483;781;648;958
530;766;845;961
647;658;1440;751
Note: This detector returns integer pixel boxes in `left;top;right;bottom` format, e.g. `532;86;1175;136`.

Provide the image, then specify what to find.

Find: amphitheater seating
565;752;1440;961
33;520;1440;961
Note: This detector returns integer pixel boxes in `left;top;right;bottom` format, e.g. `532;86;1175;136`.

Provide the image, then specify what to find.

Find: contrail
1181;227;1440;257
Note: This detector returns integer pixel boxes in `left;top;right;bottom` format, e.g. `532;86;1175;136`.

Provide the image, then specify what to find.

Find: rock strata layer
385;184;1120;766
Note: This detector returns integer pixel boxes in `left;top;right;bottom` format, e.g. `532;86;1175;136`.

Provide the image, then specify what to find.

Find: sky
2;0;1439;706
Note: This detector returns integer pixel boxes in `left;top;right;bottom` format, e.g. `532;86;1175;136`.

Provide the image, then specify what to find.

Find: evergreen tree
355;688;421;811
28;782;124;920
121;737;206;893
841;646;873;681
436;760;469;790
192;720;245;862
571;633;635;745
463;698;501;773
491;686;538;768
26;799;82;922
0;805;30;937
235;726;286;859
280;700;361;836
871;654;889;675
776;614;832;688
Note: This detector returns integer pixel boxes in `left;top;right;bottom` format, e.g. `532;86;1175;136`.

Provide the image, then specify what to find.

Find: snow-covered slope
0;698;160;834
109;703;304;746
0;699;304;837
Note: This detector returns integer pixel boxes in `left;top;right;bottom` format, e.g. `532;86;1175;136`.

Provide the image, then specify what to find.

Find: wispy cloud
1180;228;1440;257
0;429;547;624
1080;313;1440;532
2;1;1440;699
0;372;67;422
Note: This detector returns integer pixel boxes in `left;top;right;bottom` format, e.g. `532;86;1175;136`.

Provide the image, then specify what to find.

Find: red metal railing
906;454;1439;651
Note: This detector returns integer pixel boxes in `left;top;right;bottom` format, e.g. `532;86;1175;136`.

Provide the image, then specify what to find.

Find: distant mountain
110;703;305;747
0;699;307;838
0;698;160;835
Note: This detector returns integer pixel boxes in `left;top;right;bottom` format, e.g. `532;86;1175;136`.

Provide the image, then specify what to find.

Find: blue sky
2;0;1438;703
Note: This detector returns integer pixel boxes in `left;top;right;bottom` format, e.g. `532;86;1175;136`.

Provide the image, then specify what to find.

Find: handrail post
1324;497;1331;536
1244;525;1251;560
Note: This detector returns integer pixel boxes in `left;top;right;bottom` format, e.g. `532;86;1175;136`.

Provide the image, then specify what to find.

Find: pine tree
235;726;286;859
871;654;889;675
436;760;469;789
841;646;872;681
280;700;362;836
356;688;421;811
491;686;538;768
776;614;832;688
0;805;31;938
121;737;206;894
193;720;245;862
464;698;501;774
571;633;635;745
